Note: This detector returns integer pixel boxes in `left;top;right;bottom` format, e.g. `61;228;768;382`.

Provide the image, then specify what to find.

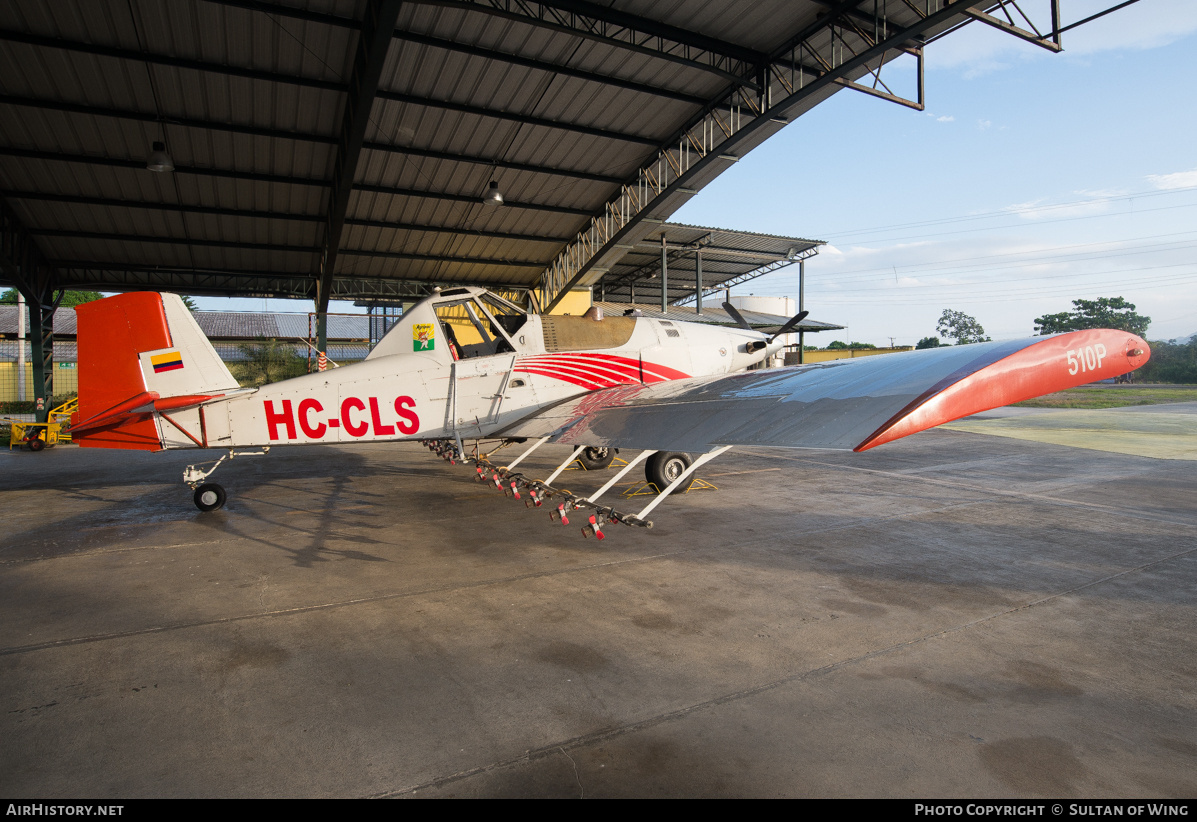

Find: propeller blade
769;310;809;343
722;301;753;332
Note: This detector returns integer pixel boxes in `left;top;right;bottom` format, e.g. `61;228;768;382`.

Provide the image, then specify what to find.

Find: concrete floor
2;419;1195;798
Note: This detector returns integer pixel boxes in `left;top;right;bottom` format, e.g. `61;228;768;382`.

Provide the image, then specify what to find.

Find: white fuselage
153;298;781;451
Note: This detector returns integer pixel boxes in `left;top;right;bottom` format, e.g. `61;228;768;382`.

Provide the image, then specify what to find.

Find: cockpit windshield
367;288;530;360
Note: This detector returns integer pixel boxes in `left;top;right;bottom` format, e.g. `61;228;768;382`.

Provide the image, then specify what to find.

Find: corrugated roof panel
0;306;78;336
195;312;280;339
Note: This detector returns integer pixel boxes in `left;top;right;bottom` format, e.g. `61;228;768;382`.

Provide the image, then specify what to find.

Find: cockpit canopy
365;286;529;361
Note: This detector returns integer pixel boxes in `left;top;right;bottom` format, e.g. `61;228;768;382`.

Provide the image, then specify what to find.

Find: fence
0;341;79;406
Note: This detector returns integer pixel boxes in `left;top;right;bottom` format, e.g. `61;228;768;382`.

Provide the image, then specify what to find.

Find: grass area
1014;386;1197;409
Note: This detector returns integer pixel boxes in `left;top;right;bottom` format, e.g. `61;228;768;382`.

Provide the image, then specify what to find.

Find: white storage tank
728;295;794;317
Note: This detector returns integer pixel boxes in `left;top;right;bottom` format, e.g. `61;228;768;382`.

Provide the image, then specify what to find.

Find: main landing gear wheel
577;446;616;471
193;483;227;512
645;452;694;494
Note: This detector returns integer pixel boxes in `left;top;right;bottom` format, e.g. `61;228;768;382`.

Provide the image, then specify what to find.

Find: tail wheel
577;446;616;471
645;452;694;493
193;483;227;512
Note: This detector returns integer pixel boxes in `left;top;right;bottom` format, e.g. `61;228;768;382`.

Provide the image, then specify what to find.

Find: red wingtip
856;330;1151;452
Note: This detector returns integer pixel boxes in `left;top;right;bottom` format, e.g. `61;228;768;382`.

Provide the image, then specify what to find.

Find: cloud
1002;194;1117;221
1146;169;1197;190
936;115;955;123
976;119;992;130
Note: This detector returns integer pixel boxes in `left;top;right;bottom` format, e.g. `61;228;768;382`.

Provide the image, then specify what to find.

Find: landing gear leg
183;448;269;512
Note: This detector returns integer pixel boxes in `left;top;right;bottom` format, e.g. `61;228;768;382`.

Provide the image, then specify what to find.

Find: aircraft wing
497;329;1149;453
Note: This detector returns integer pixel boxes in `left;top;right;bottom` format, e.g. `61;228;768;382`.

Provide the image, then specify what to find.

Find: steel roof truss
537;0;983;311
963;0;1061;52
414;0;766;87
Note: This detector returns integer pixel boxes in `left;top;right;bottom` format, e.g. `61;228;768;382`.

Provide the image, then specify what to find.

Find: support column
660;235;668;314
23;291;55;421
316;311;328;372
695;250;703;315
798;258;805;365
16;292;25;401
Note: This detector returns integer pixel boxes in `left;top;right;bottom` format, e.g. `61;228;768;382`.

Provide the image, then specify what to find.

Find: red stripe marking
515;363;631;388
513;366;608;391
519;353;690;383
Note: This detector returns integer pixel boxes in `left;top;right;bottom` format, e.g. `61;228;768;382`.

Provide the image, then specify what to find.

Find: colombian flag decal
151;351;184;373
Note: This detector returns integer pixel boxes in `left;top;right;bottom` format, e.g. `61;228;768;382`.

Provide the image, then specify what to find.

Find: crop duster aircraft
70;287;1150;538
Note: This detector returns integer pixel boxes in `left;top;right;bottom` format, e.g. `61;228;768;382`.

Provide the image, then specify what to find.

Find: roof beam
538;0;979;310
353;182;593;216
317;0;405;315
0;29;345;93
52;261;528;300
29;230;316;254
375;90;661;146
0;147;328;187
197;0;361;29
0;147;593;214
0;93;619;184
393;31;708;106
3;190;571;242
4;191;316;223
0;93;338;144
362;143;623;184
340;249;545;268
34;229;546;268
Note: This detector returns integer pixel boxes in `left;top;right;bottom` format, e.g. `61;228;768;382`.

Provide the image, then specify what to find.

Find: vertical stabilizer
74;293;240;450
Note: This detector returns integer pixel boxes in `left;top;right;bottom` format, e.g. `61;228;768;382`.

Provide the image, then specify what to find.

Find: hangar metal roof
0;1;1118;313
595;301;842;333
599;222;821;306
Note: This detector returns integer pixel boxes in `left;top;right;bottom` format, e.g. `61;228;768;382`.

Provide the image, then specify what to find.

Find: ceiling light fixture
483;180;504;205
146;141;174;172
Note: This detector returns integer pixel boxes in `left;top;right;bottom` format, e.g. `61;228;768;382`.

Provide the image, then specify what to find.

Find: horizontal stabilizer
496;330;1150;453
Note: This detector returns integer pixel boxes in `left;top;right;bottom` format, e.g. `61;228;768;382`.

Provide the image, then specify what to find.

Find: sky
672;0;1197;345
197;1;1197;346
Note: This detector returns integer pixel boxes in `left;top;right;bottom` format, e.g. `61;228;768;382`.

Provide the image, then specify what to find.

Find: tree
1;289;103;306
937;309;990;345
915;336;942;349
232;338;308;387
1134;338;1197;384
1034;297;1149;337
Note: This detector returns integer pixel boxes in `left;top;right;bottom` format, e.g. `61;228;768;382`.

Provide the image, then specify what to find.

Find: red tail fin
73;293;173;451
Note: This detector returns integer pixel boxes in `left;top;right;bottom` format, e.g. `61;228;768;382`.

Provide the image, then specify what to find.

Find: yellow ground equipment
8;420;61;451
49;397;78;443
4;397;77;451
